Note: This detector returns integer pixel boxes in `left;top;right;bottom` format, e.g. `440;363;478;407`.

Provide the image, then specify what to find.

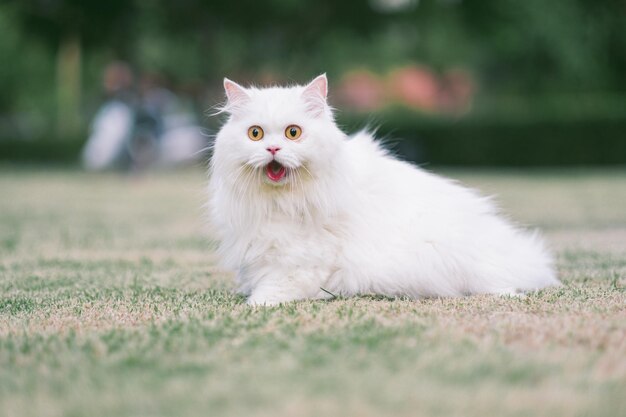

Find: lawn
0;166;625;417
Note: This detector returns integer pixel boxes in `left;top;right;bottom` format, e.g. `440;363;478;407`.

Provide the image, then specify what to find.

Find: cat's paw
495;288;527;298
246;295;282;307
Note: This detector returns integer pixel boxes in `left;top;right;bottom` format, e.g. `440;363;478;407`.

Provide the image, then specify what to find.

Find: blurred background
0;0;625;168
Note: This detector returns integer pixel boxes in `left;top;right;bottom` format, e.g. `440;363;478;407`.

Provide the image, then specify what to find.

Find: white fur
208;75;559;306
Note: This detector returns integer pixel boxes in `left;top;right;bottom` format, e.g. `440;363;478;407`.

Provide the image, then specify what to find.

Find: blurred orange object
336;70;386;111
388;65;439;111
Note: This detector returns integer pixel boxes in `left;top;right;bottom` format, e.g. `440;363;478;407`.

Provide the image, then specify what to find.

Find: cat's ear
223;78;250;108
302;74;329;117
304;74;328;99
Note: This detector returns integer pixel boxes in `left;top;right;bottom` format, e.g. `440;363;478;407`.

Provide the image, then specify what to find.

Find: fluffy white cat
208;74;558;306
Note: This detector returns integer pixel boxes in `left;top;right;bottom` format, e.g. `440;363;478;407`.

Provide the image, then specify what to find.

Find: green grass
1;166;625;417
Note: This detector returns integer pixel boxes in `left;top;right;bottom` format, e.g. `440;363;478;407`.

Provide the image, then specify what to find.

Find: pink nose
266;147;281;155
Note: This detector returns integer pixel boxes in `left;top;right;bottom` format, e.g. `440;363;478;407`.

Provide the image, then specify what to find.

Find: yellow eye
285;125;302;140
247;126;264;141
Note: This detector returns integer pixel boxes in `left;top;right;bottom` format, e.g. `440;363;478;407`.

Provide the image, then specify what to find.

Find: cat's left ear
223;78;250;109
302;74;329;117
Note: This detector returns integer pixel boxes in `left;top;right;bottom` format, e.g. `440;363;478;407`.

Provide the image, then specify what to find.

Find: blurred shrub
3;98;625;166
0;0;625;166
339;95;626;166
0;137;83;164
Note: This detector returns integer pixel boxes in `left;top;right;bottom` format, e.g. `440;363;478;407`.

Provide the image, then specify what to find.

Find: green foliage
337;94;626;166
8;0;134;49
0;0;625;146
0;9;53;114
457;0;626;93
4;104;626;166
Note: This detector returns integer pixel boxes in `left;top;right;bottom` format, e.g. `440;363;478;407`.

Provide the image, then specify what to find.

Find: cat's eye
285;125;302;140
247;126;264;141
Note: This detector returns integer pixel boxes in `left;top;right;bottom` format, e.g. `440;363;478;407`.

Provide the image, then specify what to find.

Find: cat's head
212;74;345;188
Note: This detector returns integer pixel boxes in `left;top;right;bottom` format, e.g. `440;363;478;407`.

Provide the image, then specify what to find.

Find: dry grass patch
0;167;625;417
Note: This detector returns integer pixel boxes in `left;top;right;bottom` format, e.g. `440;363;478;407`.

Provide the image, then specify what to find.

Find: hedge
1;112;625;167
339;109;626;166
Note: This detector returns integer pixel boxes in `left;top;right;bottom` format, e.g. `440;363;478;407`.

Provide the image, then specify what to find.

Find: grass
0;166;625;417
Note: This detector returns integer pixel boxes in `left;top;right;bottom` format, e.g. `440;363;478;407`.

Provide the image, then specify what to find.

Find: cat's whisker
300;164;314;180
230;164;249;185
287;168;299;215
239;169;259;227
295;164;325;214
231;166;256;215
292;165;322;217
230;167;256;210
295;168;314;221
288;164;323;213
239;168;256;196
292;168;304;213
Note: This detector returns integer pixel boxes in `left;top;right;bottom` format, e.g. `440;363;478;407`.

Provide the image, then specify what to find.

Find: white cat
208;74;558;306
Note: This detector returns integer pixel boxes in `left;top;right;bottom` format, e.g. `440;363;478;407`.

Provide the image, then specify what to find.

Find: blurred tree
132;0;389;80
5;0;134;138
0;0;625;141
458;0;626;93
0;7;52;139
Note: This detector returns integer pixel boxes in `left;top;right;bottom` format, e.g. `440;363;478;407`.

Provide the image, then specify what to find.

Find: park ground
0;166;625;417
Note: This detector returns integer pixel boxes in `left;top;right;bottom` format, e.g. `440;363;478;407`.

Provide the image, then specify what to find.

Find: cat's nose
266;147;281;155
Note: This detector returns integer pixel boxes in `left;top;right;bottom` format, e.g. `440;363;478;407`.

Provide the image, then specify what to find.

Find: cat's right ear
223;78;250;109
302;74;330;117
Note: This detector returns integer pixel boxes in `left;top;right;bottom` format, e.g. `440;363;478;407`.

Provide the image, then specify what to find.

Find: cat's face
213;75;344;188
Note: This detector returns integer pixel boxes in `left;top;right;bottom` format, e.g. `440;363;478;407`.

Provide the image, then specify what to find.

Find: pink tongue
266;161;286;182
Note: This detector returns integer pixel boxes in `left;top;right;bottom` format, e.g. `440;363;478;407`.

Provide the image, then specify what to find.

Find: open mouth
265;160;286;182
